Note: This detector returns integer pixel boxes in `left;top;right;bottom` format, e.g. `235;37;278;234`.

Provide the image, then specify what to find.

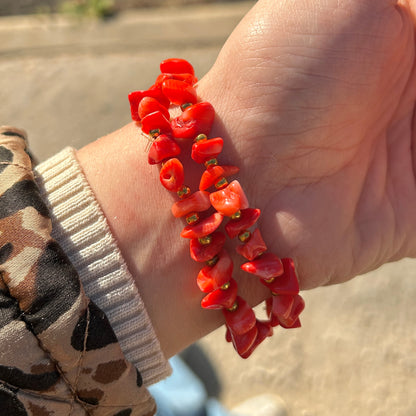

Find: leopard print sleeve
0;126;156;416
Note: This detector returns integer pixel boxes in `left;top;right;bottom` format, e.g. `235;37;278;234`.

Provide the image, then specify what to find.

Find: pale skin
77;0;416;357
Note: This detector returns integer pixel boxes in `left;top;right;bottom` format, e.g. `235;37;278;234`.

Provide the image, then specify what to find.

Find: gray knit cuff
34;147;171;385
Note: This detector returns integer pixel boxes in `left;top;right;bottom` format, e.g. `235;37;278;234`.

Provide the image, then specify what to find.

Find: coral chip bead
181;212;223;239
190;232;226;262
200;278;238;310
159;158;184;192
240;321;273;359
278;294;305;328
171;191;211;218
228;181;249;210
128;89;170;121
171;102;215;139
197;270;217;293
160;58;195;76
162;79;197;106
210;180;249;217
236;228;267;261
210;187;240;216
225;208;261;239
139;97;170;120
223;296;256;335
271;294;295;320
199;165;240;191
148;135;181;165
155;73;197;88
241;253;284;281
263;257;300;295
229;325;258;356
196;249;233;292
191;137;224;164
141;111;172;136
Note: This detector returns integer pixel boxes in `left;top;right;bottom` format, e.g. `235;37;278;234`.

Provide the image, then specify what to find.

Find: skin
77;0;416;357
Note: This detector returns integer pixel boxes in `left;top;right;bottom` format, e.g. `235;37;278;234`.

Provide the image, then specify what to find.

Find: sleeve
34;147;171;386
0;126;160;416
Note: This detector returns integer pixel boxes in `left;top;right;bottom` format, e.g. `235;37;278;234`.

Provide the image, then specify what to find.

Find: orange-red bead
236;228;267;260
181;212;224;239
159;158;184;192
190;231;226;262
160;58;195;76
128;88;170;121
191;137;224;164
225;208;261;238
141;111;172;136
201;278;238;310
262;257;300;295
196;249;233;292
223;296;256;335
171;191;211;218
139;96;170;120
241;253;284;281
171;102;215;140
209;180;249;217
162;79;197;106
148;135;181;165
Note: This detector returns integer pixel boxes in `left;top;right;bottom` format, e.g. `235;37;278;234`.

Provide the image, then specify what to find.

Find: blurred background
1;1;415;415
0;0;244;17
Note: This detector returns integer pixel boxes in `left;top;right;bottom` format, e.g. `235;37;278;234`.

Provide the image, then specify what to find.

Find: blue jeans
149;356;232;416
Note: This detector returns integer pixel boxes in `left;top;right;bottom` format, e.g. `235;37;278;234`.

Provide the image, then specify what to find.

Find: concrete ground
1;3;415;415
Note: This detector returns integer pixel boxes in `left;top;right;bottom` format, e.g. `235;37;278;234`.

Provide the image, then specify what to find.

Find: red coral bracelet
128;58;305;358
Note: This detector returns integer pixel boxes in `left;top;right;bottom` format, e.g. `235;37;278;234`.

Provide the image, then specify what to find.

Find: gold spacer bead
177;186;191;199
206;255;219;267
221;281;231;290
149;129;160;138
198;235;212;245
215;177;228;189
181;102;192;111
227;301;238;312
271;292;279;296
238;230;251;243
204;158;218;168
186;213;199;225
231;210;241;220
264;276;276;284
194;134;207;142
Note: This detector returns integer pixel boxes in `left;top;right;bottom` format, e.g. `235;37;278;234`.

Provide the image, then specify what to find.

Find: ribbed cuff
34;147;171;385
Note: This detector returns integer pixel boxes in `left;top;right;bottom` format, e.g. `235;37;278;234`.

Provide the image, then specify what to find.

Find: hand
77;0;416;355
198;0;416;289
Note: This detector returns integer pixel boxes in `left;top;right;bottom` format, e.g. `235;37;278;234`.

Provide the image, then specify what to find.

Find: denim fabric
149;356;232;416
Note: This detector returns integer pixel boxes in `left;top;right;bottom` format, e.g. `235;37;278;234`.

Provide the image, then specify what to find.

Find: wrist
76;58;302;357
76;121;271;356
76;124;226;357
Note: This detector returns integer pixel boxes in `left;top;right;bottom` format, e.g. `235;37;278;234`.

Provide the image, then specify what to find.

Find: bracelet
128;58;305;358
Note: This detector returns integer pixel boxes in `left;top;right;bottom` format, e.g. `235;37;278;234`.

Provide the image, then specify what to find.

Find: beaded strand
128;58;305;358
